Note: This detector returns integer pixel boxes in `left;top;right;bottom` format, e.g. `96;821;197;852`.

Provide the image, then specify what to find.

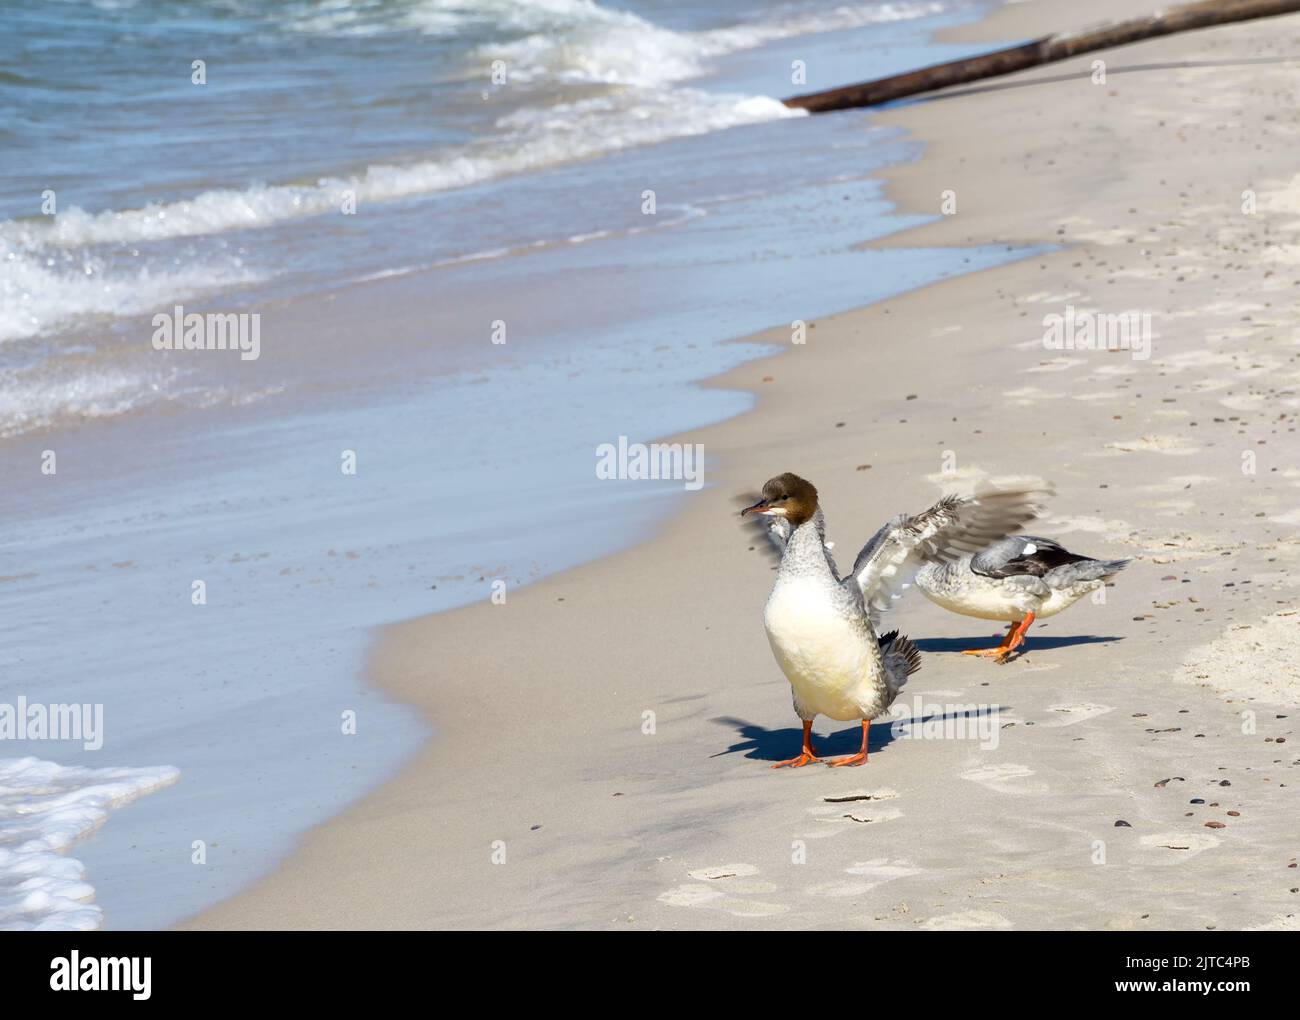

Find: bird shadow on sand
709;704;1008;764
914;634;1122;654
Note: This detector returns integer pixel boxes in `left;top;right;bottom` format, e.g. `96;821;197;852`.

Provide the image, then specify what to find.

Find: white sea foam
2;89;794;257
0;757;179;931
287;0;951;80
0;361;287;437
0;248;260;344
0;365;174;438
470;1;952;86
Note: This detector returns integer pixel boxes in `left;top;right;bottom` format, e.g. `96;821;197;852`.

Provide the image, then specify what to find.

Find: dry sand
186;0;1300;930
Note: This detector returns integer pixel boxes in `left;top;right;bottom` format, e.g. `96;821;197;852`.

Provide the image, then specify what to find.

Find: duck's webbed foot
772;749;822;769
993;612;1036;663
961;646;1007;658
825;719;870;767
961;621;1018;660
771;719;821;769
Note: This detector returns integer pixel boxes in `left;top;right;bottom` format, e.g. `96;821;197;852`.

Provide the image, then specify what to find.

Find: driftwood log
783;0;1300;113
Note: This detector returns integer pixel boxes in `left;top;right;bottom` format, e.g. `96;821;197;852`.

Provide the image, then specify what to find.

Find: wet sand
185;0;1300;930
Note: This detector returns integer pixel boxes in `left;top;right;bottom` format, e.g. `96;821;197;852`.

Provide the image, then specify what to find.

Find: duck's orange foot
771;749;821;769
962;623;1020;658
772;720;820;768
989;613;1035;664
826;752;868;768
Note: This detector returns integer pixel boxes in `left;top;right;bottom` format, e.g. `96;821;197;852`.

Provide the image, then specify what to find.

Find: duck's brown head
740;472;819;528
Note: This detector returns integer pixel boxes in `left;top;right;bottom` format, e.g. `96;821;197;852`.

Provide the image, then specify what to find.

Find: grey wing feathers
848;480;1052;624
972;535;1130;583
928;482;1056;562
1044;557;1130;587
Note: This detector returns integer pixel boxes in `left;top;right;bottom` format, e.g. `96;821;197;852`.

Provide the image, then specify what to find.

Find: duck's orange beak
740;498;772;517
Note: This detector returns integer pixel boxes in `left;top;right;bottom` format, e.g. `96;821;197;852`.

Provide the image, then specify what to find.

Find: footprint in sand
1142;499;1196;517
805;858;921;898
1020;290;1085;304
1247;914;1300;931
1000;386;1056;407
922;910;1013;930
1044;514;1131;540
1071;390;1124;402
687;864;759;881
1041;702;1114;728
1138;833;1221;863
1023;357;1084;374
846;858;921;880
1104;435;1201;456
802;789;902;836
1011;661;1064;674
659;864;787;917
1141;474;1217;494
960;763;1042;794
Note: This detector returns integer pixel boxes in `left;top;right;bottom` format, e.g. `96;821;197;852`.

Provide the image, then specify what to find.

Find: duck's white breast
763;576;878;720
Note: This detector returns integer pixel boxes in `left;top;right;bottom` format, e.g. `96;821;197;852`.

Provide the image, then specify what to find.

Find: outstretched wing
847;480;1052;624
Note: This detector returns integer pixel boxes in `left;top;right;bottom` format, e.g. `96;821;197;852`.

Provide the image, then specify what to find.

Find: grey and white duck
915;535;1130;663
740;473;1050;768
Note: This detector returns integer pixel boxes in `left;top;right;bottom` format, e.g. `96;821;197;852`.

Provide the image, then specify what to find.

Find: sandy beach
186;0;1300;931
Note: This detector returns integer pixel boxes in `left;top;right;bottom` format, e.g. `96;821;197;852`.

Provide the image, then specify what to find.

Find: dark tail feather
1098;558;1131;578
1078;556;1131;581
1048;556;1131;585
878;629;922;682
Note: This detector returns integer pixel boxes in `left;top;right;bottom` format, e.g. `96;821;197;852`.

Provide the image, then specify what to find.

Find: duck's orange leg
961;623;1017;658
995;611;1036;663
827;719;870;767
772;719;822;768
